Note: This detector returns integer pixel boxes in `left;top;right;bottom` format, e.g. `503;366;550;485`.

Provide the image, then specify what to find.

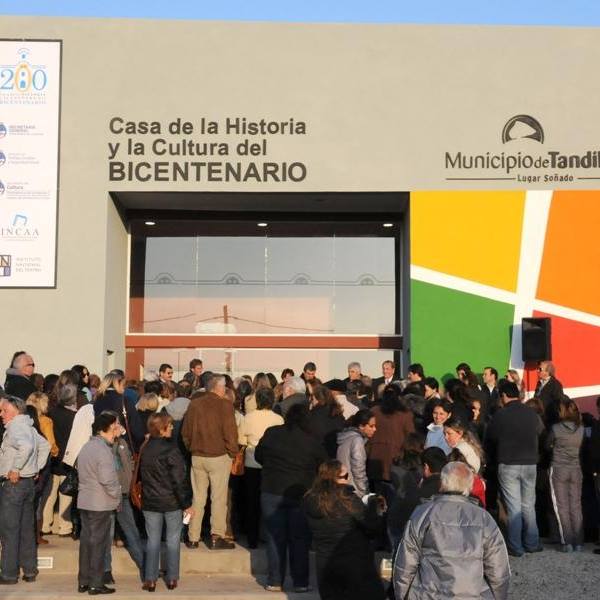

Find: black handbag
58;467;78;497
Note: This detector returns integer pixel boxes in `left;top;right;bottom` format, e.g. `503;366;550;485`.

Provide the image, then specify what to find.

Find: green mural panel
411;280;514;383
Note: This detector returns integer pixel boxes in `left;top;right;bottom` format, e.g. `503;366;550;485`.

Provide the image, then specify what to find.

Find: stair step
37;537;268;575
0;574;320;599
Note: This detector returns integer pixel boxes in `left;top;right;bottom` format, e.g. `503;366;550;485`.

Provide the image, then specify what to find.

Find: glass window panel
138;234;396;334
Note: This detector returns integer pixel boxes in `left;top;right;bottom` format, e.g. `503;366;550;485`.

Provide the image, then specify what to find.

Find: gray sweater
77;435;121;511
0;414;50;478
548;421;583;468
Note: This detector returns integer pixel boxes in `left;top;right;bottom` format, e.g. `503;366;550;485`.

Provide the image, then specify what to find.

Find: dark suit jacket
4;373;37;401
534;377;564;426
482;385;500;419
372;377;394;400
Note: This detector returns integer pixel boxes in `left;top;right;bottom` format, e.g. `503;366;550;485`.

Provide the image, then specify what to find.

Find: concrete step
1;574;321;599
37;537;268;576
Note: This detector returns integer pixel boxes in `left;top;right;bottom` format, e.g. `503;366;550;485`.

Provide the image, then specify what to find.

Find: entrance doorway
116;192;408;381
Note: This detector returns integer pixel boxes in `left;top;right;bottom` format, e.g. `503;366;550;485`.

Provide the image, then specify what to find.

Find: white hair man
345;362;362;385
394;461;510;599
533;360;564;425
273;376;307;418
0;395;50;584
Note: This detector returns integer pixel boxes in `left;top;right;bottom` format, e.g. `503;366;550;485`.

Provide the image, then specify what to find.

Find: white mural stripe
524;384;600;401
533;300;600;328
562;385;600;399
509;190;553;370
412;265;600;329
410;265;516;305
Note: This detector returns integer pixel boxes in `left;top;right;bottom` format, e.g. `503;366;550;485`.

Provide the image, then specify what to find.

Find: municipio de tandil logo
502;115;544;144
445;114;600;183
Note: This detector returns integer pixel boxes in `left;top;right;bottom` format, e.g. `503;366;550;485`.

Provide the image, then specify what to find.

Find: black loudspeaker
522;317;552;362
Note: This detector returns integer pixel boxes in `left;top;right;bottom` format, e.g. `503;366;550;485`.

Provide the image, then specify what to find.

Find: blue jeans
103;500;145;576
0;477;37;581
117;497;145;575
143;510;182;582
498;463;539;553
261;493;310;588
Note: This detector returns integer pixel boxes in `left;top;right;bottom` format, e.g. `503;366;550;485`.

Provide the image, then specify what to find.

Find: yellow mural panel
411;191;525;292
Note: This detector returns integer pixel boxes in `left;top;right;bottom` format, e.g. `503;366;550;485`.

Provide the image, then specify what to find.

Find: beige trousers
189;454;232;541
42;474;73;535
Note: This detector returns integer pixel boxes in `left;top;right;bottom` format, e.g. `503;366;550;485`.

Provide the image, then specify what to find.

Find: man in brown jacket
181;374;238;549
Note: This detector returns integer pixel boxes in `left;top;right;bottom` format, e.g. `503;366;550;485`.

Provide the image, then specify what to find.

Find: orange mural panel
537;191;600;316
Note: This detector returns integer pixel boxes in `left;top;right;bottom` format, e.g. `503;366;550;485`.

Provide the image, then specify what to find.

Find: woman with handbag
139;412;194;591
94;371;145;454
111;420;145;579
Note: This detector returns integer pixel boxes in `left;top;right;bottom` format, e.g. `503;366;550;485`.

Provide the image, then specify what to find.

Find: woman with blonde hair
136;392;160;436
443;417;483;474
244;372;272;413
94;370;144;452
444;416;486;506
27;391;59;545
27;392;59;457
239;387;283;548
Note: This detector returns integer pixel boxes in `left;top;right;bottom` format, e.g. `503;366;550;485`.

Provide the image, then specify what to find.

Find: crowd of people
0;351;599;599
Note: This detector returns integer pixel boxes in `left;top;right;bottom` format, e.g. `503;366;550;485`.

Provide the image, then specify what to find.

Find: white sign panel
0;40;61;287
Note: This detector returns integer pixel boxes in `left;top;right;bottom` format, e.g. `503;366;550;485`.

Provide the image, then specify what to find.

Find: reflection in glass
140;236;395;335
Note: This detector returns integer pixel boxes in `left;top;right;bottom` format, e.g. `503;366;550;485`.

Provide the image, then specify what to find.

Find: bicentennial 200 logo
0;48;48;93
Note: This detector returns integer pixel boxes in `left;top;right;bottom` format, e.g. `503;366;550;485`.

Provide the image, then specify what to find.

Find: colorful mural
410;190;600;409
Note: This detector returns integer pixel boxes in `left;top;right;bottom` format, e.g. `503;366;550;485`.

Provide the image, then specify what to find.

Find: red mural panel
529;310;600;390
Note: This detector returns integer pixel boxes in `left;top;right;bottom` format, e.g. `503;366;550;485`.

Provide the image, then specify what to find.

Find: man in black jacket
486;381;544;557
372;360;396;401
482;366;500;418
255;405;327;593
4;352;37;400
534;361;564;426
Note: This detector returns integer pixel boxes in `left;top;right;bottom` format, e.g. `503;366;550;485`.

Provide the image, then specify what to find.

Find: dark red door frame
125;334;403;350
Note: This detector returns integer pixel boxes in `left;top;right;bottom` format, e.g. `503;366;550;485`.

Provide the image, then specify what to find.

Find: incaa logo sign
0;213;40;241
0;48;48;93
